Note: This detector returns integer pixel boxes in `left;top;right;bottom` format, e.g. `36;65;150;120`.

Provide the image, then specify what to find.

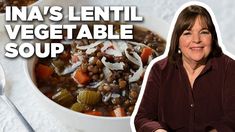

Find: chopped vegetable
72;68;90;85
35;64;53;79
70;102;88;112
77;90;101;105
141;47;153;64
111;107;126;117
85;111;102;116
52;89;74;107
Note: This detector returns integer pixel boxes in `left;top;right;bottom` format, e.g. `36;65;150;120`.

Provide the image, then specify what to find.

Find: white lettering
76;25;92;39
5;25;20;39
5;43;18;58
81;6;94;21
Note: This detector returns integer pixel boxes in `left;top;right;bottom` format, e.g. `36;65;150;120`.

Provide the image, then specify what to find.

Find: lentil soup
34;23;166;117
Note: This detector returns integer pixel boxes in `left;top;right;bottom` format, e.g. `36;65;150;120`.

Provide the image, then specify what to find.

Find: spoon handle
1;95;35;132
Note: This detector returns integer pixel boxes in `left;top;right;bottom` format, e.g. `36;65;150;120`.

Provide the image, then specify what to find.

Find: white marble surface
0;0;235;132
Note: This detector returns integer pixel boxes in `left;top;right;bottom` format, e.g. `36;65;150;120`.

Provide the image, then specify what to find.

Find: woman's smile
190;46;204;50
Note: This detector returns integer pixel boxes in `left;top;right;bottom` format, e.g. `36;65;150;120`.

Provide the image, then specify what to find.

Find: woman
134;4;235;132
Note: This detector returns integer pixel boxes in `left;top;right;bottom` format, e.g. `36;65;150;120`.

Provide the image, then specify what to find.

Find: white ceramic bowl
23;15;169;132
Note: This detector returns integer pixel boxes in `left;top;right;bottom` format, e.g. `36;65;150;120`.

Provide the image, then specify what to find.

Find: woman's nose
192;33;201;43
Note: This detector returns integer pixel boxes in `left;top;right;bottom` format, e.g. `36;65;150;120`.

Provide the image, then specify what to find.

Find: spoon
0;63;35;132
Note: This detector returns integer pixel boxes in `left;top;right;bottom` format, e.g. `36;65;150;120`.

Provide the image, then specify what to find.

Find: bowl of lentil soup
24;15;169;132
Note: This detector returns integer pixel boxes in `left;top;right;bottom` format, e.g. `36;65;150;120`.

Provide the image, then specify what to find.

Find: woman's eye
200;30;210;34
182;32;191;35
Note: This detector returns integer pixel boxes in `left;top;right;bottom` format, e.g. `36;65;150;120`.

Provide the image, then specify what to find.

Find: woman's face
179;16;212;64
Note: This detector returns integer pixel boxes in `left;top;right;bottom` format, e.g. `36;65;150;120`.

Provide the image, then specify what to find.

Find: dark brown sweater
134;54;235;132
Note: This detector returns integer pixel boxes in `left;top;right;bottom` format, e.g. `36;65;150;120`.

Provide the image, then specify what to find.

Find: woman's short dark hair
168;5;222;64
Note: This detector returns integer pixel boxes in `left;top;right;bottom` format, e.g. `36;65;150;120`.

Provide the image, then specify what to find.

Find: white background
0;0;234;132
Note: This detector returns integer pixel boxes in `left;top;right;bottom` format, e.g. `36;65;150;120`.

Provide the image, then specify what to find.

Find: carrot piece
111;107;126;117
140;47;153;64
73;68;90;84
85;111;102;116
36;64;53;79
